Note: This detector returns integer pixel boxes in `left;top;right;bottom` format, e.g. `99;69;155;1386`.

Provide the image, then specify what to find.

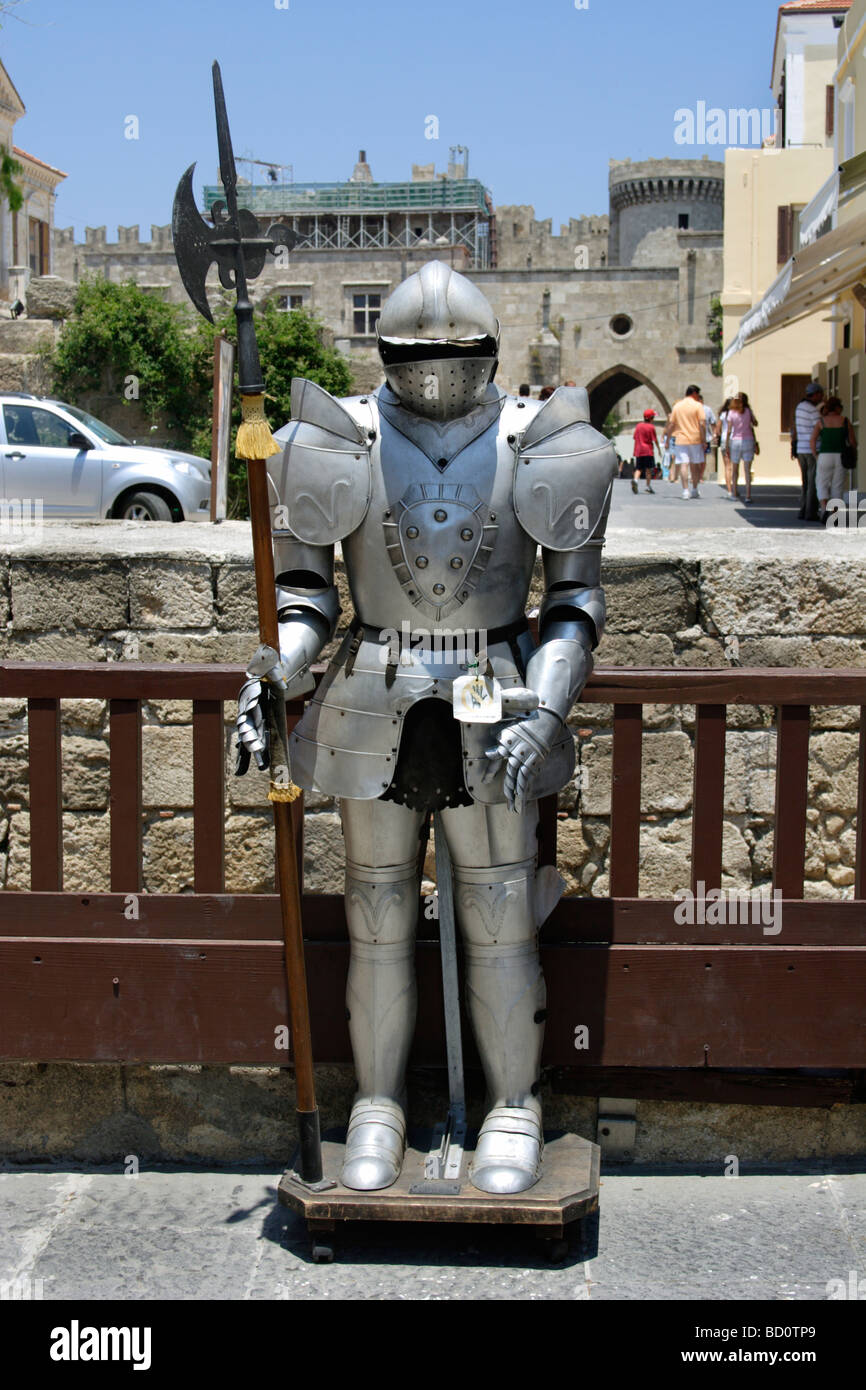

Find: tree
0;150;22;214
187;292;352;515
48;276;201;437
45;276;353;518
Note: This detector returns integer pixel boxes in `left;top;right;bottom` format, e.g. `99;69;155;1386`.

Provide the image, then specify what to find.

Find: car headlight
170;458;209;479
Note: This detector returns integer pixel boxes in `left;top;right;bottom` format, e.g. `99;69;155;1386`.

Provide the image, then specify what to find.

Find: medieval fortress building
51;153;724;431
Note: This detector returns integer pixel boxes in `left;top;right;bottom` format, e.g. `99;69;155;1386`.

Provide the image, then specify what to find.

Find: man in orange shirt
662;385;707;499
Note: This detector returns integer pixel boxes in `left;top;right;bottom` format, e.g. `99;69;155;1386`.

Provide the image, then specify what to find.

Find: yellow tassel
269;780;302;803
236;392;281;461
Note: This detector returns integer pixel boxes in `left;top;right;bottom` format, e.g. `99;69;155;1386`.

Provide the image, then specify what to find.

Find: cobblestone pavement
1;1166;863;1301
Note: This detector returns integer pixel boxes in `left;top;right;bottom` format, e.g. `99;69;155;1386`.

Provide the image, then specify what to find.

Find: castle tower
608;157;724;266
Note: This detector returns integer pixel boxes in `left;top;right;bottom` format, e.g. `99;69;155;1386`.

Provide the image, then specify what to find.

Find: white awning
723;210;866;362
798;170;839;247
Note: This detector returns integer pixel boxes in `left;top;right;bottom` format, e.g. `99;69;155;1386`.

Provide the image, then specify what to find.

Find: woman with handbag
726;393;759;504
810;396;857;522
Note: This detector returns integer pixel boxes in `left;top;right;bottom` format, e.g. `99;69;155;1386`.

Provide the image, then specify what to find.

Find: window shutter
826;85;835;140
777;204;793;264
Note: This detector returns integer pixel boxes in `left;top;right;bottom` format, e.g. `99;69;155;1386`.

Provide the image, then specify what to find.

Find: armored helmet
377;260;500;422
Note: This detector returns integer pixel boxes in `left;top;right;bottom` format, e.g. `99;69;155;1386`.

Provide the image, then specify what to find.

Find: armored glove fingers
234;643;316;777
235;677;270;775
485;707;564;814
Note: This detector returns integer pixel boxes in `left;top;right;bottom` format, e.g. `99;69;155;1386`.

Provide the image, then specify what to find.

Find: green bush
46;276;353;517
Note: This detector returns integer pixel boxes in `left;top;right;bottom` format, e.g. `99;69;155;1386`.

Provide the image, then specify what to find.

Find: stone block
215;564;258;631
136;632;256;664
142;700;192;725
578;731;692;815
142;726;194;808
129;561;213;629
0;351;52;393
61;734;110;809
303;811;345;894
557;816;609;895
61;699;106;733
604;560;696;633
724;732;776;815
0;631;110;663
809;733;860;815
701;557;866;636
10;561;127;630
0;732;29;805
25;275;78;320
0;318;56;351
224;812;274;893
142;815;195;892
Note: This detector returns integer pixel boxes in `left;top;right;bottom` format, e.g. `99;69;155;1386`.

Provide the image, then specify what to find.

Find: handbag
841;419;858;470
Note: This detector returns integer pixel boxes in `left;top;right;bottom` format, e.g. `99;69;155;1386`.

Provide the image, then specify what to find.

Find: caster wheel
311;1242;334;1264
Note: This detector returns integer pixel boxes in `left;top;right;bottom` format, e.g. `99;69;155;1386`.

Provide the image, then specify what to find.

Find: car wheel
120;491;173;522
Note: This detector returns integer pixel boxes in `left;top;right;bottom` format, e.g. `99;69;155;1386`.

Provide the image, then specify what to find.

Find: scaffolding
202;177;493;268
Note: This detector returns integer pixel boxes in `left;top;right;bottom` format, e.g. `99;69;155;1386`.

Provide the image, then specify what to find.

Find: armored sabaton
255;373;616;1195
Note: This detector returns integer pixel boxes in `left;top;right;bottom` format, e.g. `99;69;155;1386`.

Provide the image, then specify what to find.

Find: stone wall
1;523;864;903
1;523;864;1164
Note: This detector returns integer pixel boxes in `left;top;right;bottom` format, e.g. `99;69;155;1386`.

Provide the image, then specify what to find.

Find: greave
455;859;546;1194
342;858;418;1190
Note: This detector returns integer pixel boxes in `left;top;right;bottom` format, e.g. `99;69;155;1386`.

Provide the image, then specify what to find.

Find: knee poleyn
345;858;418;944
453;858;538;945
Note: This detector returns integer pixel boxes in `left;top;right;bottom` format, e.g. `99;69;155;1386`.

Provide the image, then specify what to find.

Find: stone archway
585;364;672;431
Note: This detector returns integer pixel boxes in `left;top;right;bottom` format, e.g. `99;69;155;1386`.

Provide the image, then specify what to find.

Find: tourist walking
810;395;857;522
726;393;758;503
792;381;823;521
632;408;659;493
662;385;706;498
714;397;735;497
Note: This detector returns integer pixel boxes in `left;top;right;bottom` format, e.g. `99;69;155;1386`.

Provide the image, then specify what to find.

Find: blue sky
1;0;784;238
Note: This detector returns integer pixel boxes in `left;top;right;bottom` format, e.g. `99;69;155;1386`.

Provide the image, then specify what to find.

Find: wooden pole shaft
247;458;318;1119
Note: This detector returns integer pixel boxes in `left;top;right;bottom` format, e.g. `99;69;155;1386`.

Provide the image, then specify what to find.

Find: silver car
0;393;211;521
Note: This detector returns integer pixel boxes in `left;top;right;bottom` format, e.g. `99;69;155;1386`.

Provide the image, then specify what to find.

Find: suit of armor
237;262;617;1194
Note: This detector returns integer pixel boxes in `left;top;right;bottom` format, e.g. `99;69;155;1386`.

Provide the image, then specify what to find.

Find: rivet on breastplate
437;458;447;468
460;527;473;541
434;509;447;522
433;583;445;595
416;556;429;568
507;434;515;444
450;557;463;569
490;513;497;521
406;525;419;538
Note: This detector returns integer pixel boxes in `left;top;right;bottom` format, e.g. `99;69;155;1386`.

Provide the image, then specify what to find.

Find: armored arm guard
265;378;374;691
514;386;617;726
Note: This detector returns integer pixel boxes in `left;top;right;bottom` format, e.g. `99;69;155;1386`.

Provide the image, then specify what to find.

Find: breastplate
343;407;538;631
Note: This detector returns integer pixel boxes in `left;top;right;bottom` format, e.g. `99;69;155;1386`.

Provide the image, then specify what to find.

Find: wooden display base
278;1131;600;1263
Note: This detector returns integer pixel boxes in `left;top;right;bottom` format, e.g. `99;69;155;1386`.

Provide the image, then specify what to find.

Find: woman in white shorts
810;395;857;520
726;394;758;504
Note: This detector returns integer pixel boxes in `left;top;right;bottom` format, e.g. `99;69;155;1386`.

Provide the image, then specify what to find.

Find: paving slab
0;1165;863;1302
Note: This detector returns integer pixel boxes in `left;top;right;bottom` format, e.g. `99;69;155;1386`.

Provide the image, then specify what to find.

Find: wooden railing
1;662;865;1089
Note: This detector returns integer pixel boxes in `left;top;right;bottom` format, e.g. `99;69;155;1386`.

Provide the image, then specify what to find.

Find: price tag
452;671;503;724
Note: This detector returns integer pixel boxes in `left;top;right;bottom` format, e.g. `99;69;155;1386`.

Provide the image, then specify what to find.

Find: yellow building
722;1;850;482
724;0;866;495
0;57;66;300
